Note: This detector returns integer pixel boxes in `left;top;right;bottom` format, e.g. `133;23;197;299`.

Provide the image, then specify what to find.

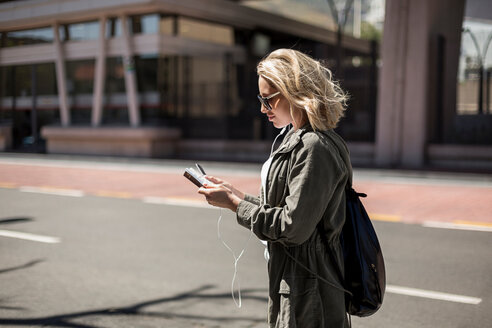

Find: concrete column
375;0;409;167
92;17;107;127
375;0;465;168
120;15;140;127
53;23;71;126
399;0;430;167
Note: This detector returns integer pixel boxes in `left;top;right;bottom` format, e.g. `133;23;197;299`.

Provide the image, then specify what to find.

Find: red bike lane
1;160;492;228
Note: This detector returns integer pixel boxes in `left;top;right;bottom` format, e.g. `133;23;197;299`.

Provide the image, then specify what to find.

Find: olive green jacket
236;123;351;328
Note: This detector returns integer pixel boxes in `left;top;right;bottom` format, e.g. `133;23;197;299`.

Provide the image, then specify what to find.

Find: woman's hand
197;176;244;212
205;175;245;200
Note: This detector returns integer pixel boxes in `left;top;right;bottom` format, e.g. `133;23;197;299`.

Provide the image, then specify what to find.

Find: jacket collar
275;122;314;154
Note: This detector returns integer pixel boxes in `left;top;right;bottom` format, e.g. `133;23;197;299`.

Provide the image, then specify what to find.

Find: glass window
141;14;159;34
8;64;31;97
136;54;158;92
131;14;159;35
61;21;99;41
240;0;385;40
136;54;161;125
103;57;128;125
36;63;58;96
3;26;54;47
457;19;492;115
66;59;95;125
447;18;492;145
0;64;60;149
106;17;122;38
105;57;125;93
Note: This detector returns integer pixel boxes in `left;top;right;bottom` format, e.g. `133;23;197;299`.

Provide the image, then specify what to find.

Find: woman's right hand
204;175;245;200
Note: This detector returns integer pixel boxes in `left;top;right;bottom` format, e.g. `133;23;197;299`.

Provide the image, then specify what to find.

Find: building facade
0;0;491;170
0;0;376;161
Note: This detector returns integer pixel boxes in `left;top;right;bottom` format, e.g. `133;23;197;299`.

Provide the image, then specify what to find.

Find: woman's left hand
198;182;242;212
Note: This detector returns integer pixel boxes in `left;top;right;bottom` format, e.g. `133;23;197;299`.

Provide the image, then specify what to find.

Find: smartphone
183;163;211;187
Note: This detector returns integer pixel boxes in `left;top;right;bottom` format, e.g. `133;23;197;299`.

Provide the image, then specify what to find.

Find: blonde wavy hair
257;48;348;131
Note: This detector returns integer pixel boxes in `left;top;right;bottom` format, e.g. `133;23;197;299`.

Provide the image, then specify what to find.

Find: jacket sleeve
236;137;346;246
243;193;261;206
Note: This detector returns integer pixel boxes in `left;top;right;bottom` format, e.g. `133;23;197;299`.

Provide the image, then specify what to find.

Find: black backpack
321;131;386;317
316;186;386;317
283;129;386;317
340;187;386;316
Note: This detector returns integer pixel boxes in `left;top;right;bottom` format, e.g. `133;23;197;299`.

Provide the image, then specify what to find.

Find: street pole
483;33;492;114
487;69;491;114
463;29;492;115
326;0;354;78
31;64;38;148
464;28;483;114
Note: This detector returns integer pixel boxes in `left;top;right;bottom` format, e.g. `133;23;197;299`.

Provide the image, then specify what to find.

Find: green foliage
360;21;382;41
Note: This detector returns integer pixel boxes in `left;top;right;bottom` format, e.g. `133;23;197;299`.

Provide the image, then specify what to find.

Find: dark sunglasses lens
257;95;271;110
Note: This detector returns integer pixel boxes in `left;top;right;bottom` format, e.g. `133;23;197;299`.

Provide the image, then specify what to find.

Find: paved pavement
1;152;492;327
1;152;492;229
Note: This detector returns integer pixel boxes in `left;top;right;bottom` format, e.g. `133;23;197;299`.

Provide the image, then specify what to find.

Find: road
0;154;491;327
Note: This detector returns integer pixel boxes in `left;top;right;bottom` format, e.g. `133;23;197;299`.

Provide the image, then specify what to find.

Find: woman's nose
260;104;268;113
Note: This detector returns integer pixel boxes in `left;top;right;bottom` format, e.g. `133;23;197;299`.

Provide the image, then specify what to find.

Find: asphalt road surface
1;187;491;328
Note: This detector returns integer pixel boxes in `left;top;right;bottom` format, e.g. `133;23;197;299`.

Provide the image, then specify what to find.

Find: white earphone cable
216;125;289;307
217;208;254;308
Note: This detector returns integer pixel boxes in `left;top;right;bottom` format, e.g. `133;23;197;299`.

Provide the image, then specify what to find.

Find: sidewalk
1;152;492;227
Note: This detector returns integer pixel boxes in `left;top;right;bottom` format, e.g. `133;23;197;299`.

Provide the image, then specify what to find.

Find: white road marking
0;158;260;177
0;230;61;243
19;186;85;197
142;196;212;209
422;221;492;233
387;285;482;304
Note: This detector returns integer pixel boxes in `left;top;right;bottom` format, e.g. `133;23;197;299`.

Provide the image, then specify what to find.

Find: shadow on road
0;259;45;275
0;285;267;328
0;217;34;225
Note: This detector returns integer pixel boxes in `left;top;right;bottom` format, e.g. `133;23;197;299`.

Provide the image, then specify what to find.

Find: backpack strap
315;129;353;293
318;129;353;189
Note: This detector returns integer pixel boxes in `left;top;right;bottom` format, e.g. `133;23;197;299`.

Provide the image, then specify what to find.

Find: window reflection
131;14;159;34
457;19;492;115
66;60;95;124
60;21;99;41
103;57;128;125
0;64;59;148
106;17;122;38
2;27;53;47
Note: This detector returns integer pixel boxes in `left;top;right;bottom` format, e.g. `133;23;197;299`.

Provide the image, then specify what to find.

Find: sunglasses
257;91;280;111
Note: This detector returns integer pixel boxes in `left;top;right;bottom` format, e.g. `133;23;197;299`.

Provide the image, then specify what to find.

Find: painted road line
0;230;61;243
422;221;492;233
19;186;85;197
370;213;401;222
94;191;133;199
143;196;212;209
0;182;17;189
453;220;492;228
387;285;482;305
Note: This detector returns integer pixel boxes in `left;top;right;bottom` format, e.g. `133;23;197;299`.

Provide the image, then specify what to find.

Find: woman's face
258;76;294;129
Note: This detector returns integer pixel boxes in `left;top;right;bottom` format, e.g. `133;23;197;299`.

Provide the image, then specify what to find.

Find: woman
198;48;351;328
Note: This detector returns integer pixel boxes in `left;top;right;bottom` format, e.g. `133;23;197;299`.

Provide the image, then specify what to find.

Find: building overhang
0;0;372;54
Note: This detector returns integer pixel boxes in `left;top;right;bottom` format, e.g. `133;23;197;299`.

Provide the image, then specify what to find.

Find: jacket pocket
277;277;323;328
